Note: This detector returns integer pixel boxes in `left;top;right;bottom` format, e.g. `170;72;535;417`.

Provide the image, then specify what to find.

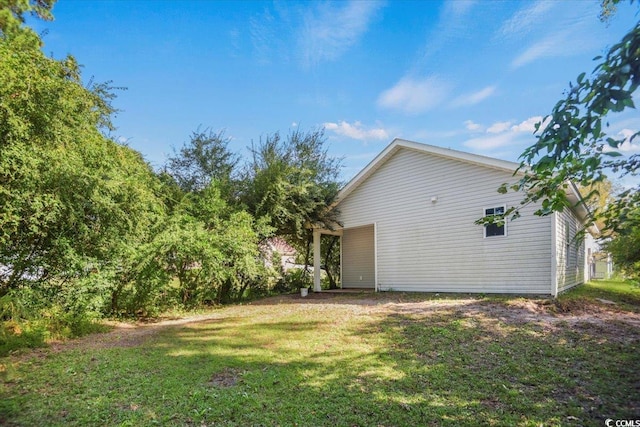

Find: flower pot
300;287;308;297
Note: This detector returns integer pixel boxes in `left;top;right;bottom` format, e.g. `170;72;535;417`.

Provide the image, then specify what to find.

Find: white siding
342;225;375;288
555;209;586;293
336;148;553;294
584;232;601;282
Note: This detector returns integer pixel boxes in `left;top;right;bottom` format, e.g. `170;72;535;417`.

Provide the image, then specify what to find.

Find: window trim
483;205;507;238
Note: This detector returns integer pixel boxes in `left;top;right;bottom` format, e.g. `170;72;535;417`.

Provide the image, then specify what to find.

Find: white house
311;139;594;296
259;237;298;272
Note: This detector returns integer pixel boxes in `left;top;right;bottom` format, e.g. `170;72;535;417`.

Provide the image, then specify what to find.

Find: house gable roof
335;138;521;206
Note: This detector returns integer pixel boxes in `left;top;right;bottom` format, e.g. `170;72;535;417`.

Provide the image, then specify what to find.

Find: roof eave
565;180;599;235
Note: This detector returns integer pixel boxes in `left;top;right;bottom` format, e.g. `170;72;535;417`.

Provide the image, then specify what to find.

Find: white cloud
487;121;512;134
511;33;565;68
510;116;544;133
498;1;555;39
249;1;382;68
299;1;383;68
615;129;640;153
323;121;389;141
450;85;496;108
604;130;640;190
510;6;599;70
377;76;451;115
464;120;483;131
477;116;547;136
291;122;298;128
464;115;544;150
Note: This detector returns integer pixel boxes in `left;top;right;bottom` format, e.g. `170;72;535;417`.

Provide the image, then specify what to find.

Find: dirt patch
207;367;243;388
12;312;230;360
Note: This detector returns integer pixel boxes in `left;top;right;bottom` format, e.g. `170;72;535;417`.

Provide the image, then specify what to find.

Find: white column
313;229;322;292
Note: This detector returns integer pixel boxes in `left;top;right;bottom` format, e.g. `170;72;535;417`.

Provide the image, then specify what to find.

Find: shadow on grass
249;290;484;306
1;299;639;426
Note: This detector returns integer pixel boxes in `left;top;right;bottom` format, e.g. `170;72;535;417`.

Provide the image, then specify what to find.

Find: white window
484;206;506;237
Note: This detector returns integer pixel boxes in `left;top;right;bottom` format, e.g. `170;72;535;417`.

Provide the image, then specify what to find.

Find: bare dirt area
16;291;640;357
23;311;234;358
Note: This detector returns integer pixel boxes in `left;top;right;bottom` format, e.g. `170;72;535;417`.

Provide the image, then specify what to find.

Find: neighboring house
310;139;595;296
590;251;614;280
260;237;298;272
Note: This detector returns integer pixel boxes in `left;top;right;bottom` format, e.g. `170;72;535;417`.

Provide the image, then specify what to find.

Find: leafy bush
274;268;312;293
0;291;45;355
0;320;47;356
605;226;640;284
0;284;109;356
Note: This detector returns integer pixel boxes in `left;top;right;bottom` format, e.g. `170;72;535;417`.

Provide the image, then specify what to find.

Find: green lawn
559;279;640;311
1;282;639;426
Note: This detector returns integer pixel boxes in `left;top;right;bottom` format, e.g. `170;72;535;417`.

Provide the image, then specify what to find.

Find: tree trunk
237;280;249;301
217;278;233;304
111;285;122;314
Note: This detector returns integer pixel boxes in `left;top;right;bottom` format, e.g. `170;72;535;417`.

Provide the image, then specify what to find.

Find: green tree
142;182;272;307
491;8;638;236
240;128;342;278
605;225;640;282
0;20;165;317
166;128;239;197
241;129;342;237
0;0;55;38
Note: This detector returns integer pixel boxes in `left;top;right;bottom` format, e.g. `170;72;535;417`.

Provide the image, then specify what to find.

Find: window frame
483;205;507;238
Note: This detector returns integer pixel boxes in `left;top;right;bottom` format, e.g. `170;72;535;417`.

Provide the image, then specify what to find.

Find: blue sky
29;0;640;182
